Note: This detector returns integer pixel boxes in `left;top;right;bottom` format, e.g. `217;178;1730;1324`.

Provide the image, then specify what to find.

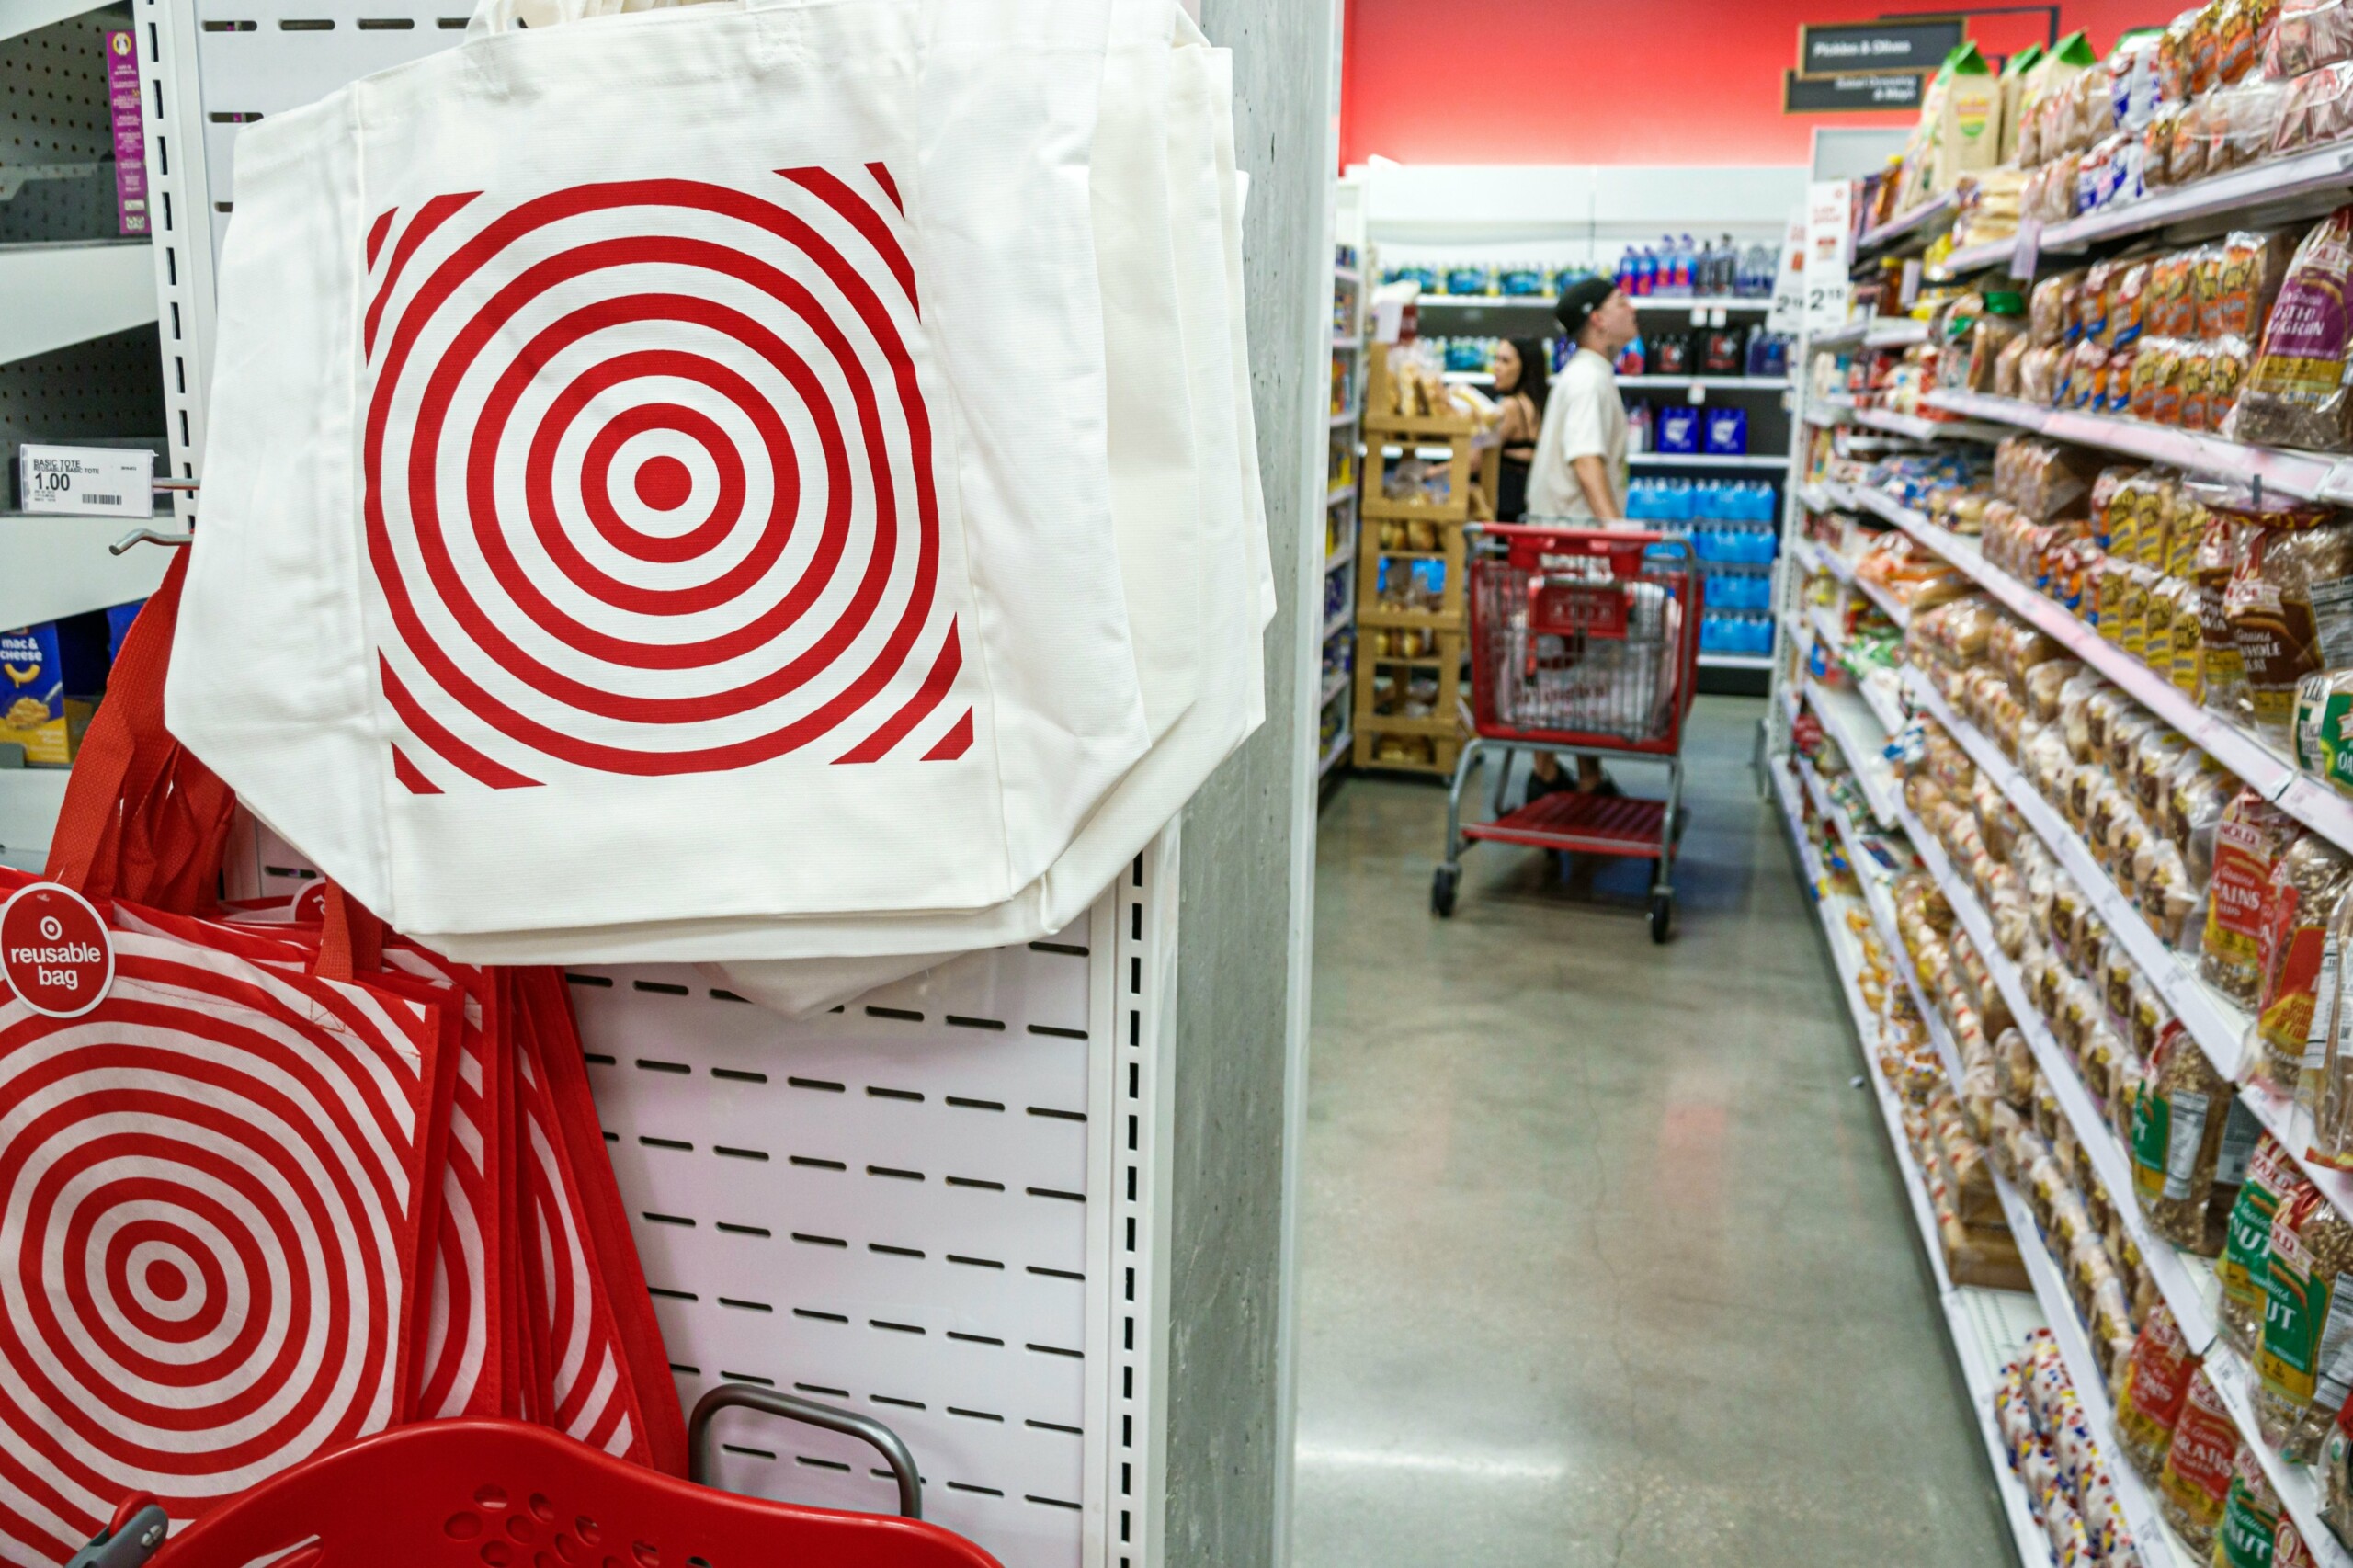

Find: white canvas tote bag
167;0;1153;938
419;17;1268;1001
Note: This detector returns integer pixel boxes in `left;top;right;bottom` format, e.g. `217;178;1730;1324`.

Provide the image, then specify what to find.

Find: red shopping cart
1432;526;1701;941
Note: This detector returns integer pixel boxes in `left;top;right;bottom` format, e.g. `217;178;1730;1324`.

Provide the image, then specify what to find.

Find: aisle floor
1292;696;2011;1567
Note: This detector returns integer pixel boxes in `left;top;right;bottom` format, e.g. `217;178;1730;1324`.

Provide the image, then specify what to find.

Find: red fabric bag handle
42;549;233;911
314;882;386;983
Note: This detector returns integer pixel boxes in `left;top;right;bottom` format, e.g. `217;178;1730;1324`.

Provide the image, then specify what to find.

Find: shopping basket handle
689;1383;926;1520
63;1496;168;1568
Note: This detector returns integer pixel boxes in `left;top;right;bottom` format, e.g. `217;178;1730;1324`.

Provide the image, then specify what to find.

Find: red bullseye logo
361;165;977;793
0;882;112;1017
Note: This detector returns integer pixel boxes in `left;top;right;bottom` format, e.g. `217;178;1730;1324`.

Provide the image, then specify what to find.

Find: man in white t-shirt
1526;276;1637;523
1519;275;1639;805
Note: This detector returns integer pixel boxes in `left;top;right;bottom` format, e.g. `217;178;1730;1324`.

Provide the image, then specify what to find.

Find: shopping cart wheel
1648;890;1674;945
1431;865;1458;918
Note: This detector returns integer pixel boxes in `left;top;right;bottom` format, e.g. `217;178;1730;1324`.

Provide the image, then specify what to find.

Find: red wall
1340;0;2171;167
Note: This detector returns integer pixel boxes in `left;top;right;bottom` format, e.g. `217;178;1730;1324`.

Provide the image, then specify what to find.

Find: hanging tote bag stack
0;566;686;1564
166;0;1270;1008
0;560;443;1563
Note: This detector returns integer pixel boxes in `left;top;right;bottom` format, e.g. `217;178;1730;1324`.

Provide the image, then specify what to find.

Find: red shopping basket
134;1387;997;1568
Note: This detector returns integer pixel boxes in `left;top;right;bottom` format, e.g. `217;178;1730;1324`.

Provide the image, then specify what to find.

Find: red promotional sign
0;881;114;1017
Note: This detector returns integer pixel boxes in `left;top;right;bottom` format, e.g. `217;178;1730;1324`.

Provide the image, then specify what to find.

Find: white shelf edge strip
1773;759;2062;1568
1876;494;2353;858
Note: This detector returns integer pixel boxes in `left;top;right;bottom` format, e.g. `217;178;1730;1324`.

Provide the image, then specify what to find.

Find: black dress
1496;454;1530;522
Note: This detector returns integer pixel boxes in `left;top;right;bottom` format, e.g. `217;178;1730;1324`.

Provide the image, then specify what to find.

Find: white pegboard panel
576;944;1103;1565
217;811;1177;1568
187;0;465;259
140;1;1183;1554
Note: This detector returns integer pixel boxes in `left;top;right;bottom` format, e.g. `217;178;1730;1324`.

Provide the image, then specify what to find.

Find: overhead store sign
1782;69;1926;111
1797;17;1964;76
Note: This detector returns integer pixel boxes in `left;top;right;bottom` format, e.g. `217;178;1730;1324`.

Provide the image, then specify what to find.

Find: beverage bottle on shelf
1627;402;1653;454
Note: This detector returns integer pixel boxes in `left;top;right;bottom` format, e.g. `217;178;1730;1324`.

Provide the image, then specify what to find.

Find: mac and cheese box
1;614;108;766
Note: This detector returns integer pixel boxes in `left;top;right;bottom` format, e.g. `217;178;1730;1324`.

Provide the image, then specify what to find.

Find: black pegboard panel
0;324;165;460
0;6;134;244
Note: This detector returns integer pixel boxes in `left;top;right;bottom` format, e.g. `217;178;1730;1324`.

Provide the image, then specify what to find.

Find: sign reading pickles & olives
1797;18;1965;76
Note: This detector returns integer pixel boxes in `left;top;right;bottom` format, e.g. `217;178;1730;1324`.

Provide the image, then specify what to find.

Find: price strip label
2010;217;2042;282
17;444;153;518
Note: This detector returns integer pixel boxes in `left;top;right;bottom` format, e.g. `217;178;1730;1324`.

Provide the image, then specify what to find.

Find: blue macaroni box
1;613;109;766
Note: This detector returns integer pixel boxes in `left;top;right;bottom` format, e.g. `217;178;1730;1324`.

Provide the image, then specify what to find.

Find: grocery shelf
1;0;125;43
1617;375;1790;390
1984;1165;2186;1568
0;242;157;369
1867;318;1930;349
1771;758;2054;1568
1322;604;1352;642
1625;452;1789;470
1856;191;1957;258
1410;293;1559;309
1797;481;1836;516
1321;669;1350;709
1894;787;2225;1353
1904;669;2254;1083
0;515;174;632
1631;295;1775;312
0;768;69;869
1802;680;1900;826
1333;335;1362;351
1850;568;1911;632
1319;727;1351;778
2042;142;2353;257
1933;237;2021;279
2203;1346;2353;1568
1923;388;2347;503
1326;483;1357;507
1324;547;1351;578
1834;750;2184;1568
1328;410;1358;428
1849;405;2011;445
1696;651;1775;670
1874;494;2353;858
1807;604;1843;658
1333;267;1361;285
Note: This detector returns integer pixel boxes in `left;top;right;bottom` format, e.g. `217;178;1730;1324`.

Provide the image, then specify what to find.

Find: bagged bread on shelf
2228;207;2353;450
2132;1023;2236;1253
2224;1133;2321;1354
2323;1397;2353;1550
2204;789;2301;1002
2217;502;2353;744
2273;0;2353;74
2215;1447;2284;1568
2255;837;2353;1088
2161;1363;2245;1551
2254;1180;2353;1460
2311;891;2353;1165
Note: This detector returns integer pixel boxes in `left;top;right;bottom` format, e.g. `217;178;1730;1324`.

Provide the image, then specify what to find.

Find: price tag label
17;445;152;518
2010;217;2042;282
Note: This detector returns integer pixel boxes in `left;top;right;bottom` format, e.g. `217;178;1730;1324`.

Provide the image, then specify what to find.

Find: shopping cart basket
106;1386;997;1568
1433;526;1701;941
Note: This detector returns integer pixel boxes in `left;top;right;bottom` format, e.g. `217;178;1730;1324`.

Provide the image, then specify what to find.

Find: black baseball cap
1556;276;1619;338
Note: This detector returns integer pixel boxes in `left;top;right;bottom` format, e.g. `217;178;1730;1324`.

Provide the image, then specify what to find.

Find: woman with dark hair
1491;335;1548;523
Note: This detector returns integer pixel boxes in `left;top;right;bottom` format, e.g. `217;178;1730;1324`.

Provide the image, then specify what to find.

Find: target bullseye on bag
167;0;1285;964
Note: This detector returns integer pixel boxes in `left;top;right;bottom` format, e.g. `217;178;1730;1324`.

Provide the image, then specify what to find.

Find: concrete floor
1291;694;2013;1567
